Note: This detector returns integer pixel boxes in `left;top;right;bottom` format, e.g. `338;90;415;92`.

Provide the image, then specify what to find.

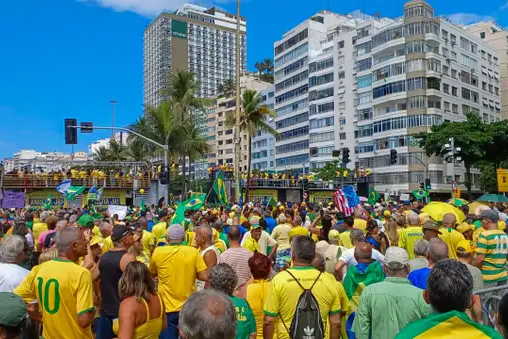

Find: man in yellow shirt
439;213;465;260
288;216;310;243
32;210;49;264
99;222;114;254
398;212;424;259
138;216;155;258
339;216;356;249
149;224;208;339
353;209;367;232
264;235;342;339
151;211;169;246
15;227;95;339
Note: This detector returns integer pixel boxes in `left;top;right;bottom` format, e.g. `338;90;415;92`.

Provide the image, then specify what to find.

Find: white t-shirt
241;230;277;255
338;246;385;268
0;263;30;292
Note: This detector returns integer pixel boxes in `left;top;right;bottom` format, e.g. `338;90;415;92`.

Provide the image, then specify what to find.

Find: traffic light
420;182;424;189
425;178;431;190
159;170;169;185
302;178;309;191
332;149;341;158
390;149;398;165
342;148;350;163
64;118;78;145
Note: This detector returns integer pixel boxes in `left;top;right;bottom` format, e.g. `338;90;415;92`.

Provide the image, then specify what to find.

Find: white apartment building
144;4;247;108
88;132;129;156
273;0;501;193
251;86;276;170
466;21;507;119
6;150;88;172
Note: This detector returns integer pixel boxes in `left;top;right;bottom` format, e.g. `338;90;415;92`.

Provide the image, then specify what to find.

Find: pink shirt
38;229;56;249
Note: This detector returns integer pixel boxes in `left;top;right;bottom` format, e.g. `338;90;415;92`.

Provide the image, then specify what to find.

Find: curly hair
209;263;238;296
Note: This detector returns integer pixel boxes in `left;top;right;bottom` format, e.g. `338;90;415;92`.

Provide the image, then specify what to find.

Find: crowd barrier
474;284;508;327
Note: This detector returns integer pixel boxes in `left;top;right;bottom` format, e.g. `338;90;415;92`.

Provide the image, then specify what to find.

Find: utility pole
445;137;461;198
110;100;118;140
234;0;242;204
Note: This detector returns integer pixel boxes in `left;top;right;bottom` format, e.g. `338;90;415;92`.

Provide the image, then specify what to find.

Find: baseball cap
422;221;442;234
456;240;475;255
77;214;95;228
0;293;27;327
158;211;168;218
328;229;340;240
111;225;135;242
384;246;409;265
403;200;411;206
456;222;474;234
167;224;185;240
480;209;499;222
383;210;391;218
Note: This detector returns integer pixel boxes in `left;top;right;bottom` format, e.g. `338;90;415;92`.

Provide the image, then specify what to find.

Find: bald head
407;212;420;226
354;242;372;262
442;213;457;228
56;220;68;230
227;225;241;242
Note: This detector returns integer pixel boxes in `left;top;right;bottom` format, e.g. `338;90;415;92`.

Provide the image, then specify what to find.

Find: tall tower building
144;4;247;107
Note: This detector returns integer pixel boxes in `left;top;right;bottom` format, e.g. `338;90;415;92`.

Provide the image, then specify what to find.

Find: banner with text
2;191;26;208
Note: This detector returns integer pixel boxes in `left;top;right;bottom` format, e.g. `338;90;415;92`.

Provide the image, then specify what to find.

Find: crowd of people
1;198;508;338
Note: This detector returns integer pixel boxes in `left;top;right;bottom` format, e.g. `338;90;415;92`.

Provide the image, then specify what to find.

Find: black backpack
281;270;324;339
44;232;57;249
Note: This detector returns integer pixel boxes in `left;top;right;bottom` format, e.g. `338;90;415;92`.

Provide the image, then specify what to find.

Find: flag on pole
368;188;381;205
65;186;86;201
56;180;71;194
413;189;429;200
87;186;98;201
171;202;186;226
43;195;52;210
266;196;277;208
141;199;146;212
213;170;228;205
183;194;206;210
333;189;355;216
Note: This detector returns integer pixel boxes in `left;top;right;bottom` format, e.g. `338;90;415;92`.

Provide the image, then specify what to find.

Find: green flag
141;199;146;212
171;202;185;225
65;186;85;201
368;188;381;205
213;170;228;206
183;193;206;211
413;189;429;200
43;195;52;210
267;196;277;208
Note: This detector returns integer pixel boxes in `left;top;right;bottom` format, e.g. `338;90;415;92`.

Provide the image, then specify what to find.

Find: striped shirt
218;247;253;287
476;229;508;283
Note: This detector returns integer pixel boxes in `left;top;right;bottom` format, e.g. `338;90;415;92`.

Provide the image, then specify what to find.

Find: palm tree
225;89;278;202
93;146;111;161
217;78;236;98
126;138;150;163
107;139;128;161
254;61;265;78
262;58;274;73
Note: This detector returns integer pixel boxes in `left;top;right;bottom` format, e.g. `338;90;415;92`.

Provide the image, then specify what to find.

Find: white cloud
77;0;234;17
445;12;495;26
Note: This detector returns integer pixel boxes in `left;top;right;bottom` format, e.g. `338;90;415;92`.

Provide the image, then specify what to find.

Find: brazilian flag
65;186;86;201
368;188;381;205
183;193;206;210
267;196;277;207
413;189;429;201
213;170;228;206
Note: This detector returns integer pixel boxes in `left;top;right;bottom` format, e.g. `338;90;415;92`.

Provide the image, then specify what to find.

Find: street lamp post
110;100;118;140
234;0;242;204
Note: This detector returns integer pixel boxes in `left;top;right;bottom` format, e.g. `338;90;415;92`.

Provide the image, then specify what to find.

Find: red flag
333;189;355;216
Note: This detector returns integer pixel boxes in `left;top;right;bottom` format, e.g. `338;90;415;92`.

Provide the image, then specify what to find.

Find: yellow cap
328;230;340;240
383;210;391;217
456;240;475;254
456;222;474;234
90;235;104;247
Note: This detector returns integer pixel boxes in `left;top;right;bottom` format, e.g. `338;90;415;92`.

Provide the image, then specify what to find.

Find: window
276;126;309;141
309;117;334;129
461;87;471;100
444;101;450;112
309;87;333;101
406;77;426;91
482;81;487;91
451;69;457;79
309;73;334;87
275;71;308;91
373;62;406;81
309;58;333;73
407;96;426;109
451;51;457;61
405;59;425;72
276;154;309;166
480;32;486;39
452;86;458;96
338;71;345;79
357;75;372;88
339;133;346;140
339;118;346;125
373;80;406;99
275;84;308;104
443;83;450;94
355;125;373;138
356;58;372;72
275;43;308;67
310;131;335;143
276;112;309;129
276;98;308;117
338;40;345;49
275;57;308;80
406;41;425;54
356;41;372;55
472;91;479;103
427;59;441;72
275;29;308;56
357;92;372;105
372;26;403;48
276;140;309;154
452;104;459;114
309;102;334;115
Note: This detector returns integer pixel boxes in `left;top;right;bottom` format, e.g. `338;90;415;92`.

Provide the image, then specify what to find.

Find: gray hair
293;216;303;226
442;213;456;226
350;228;365;244
0;235;25;264
353;208;363;218
40;211;49;221
209;263;238;296
291;235;316;263
69;214;78;224
196;225;213;243
180;289;237;339
56;220;68;230
413;239;429;257
277;214;287;223
407;212;420;226
55;227;80;253
428;238;448;264
384;262;409;278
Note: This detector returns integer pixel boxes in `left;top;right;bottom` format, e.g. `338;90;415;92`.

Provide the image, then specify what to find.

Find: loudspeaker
357;182;370;198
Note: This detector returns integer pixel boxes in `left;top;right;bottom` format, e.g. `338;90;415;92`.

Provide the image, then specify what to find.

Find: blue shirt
147;220;155;232
265;217;277;234
223;225;247;242
408;267;430;289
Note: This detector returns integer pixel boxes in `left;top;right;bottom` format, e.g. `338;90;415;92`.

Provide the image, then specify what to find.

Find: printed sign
2;191;26;208
171;19;188;39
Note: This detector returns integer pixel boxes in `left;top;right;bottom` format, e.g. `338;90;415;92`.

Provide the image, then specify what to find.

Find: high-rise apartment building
273;0;501;193
466;21;507;119
251;86;276;170
205;74;273;172
144;4;247;107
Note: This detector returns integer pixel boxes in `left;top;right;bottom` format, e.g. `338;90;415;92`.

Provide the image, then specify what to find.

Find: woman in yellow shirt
113;261;166;339
246;252;272;339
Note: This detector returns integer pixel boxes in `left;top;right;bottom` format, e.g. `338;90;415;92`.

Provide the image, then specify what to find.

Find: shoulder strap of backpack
285;269;323;291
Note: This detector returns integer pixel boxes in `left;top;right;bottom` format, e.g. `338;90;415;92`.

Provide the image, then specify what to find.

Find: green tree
126;138;150;163
217;78;236;98
225;89;278;202
416;113;491;198
254;61;265;78
107;139;128;161
262;58;274;73
92;146;111;161
315;161;341;181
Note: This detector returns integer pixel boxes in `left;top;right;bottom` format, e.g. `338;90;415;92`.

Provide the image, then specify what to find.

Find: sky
0;0;507;159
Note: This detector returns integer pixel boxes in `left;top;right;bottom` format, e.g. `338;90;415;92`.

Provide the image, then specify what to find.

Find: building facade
251;86;276;170
88;132;129;156
466;21;507;119
144;4;247;108
273;0;501;193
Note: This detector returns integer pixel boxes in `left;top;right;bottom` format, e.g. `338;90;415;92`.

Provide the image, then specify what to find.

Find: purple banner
2;191;26;209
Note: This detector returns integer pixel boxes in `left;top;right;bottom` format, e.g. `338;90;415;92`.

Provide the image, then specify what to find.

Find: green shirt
352;277;431;339
232;296;256;339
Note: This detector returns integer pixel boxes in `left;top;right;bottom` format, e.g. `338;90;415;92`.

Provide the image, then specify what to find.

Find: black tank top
99;249;126;317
